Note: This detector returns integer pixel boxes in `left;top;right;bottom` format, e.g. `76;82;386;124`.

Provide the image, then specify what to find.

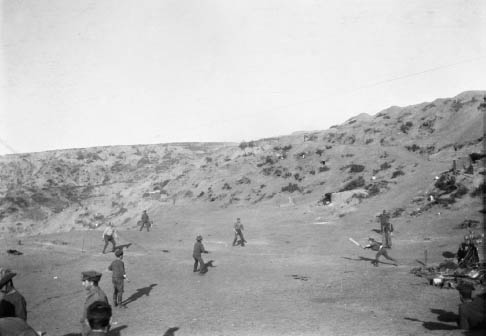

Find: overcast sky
1;0;485;155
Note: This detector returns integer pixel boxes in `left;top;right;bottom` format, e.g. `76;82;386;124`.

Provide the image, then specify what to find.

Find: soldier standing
80;271;109;336
362;238;397;267
140;210;151;232
108;249;127;309
193;235;209;274
232;218;247;246
378;210;393;248
102;222;117;254
0;268;27;321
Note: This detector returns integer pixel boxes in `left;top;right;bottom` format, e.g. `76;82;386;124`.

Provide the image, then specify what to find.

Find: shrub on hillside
346;164;365;173
391;208;405;218
400;121;413;134
391;170;405;179
380;162;392;170
237;177;251;184
222;183;232;190
281;183;301;193
262;167;273;176
257;156;276;167
365;139;374;144
315;149;324;156
339;176;365;192
319;166;330;173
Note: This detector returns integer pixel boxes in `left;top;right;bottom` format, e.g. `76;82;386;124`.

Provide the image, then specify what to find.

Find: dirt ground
1;201;484;336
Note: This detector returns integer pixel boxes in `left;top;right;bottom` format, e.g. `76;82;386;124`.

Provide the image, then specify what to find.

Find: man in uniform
102;222;117;254
193;235;209;274
80;271;109;336
232;218;247;246
362;238;397;267
0;300;38;336
140;210;151;232
0;268;27;321
86;301;112;336
108;249;127;308
378;210;393;248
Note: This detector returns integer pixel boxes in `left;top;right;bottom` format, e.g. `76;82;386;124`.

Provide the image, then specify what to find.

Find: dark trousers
382;231;392;248
193;256;207;273
140;221;150;231
103;235;116;253
232;229;246;246
112;278;124;306
374;248;397;265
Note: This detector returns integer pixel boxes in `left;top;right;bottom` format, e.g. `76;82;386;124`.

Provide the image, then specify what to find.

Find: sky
0;0;485;155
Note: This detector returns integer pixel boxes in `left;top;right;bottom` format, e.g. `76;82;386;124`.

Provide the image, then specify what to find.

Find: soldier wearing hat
102;222;117;254
193;235;209;274
0;268;27;321
80;271;109;336
378;210;393;248
108;249;127;308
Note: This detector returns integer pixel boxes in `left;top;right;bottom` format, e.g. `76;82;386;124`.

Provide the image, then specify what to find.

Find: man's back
0;317;38;336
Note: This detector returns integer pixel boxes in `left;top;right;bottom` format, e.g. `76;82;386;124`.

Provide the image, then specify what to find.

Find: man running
363;237;397;267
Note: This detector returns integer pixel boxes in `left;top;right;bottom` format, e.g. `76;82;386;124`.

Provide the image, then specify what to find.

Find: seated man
87;301;112;336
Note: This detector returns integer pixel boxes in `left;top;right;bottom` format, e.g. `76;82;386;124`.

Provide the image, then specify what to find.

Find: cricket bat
348;237;363;248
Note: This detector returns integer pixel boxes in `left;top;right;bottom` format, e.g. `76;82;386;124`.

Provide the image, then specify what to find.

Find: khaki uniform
81;286;108;336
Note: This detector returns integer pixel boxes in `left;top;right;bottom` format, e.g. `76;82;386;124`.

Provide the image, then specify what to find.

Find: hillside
0;91;484;237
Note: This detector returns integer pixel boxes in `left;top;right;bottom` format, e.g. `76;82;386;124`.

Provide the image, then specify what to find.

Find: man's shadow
109;325;128;336
122;283;157;306
114;243;132;252
342;256;396;266
404;308;459;331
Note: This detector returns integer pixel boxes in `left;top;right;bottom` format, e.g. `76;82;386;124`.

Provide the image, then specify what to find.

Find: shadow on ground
342;256;396;266
122;283;158;306
442;251;456;259
404;308;459;331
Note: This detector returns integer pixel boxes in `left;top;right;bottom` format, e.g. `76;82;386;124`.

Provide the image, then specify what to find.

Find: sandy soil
2;200;484;336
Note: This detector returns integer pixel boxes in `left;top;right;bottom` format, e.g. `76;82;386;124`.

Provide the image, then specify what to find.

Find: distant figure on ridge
140;210;151;232
102;222;117;254
232;218;247;247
